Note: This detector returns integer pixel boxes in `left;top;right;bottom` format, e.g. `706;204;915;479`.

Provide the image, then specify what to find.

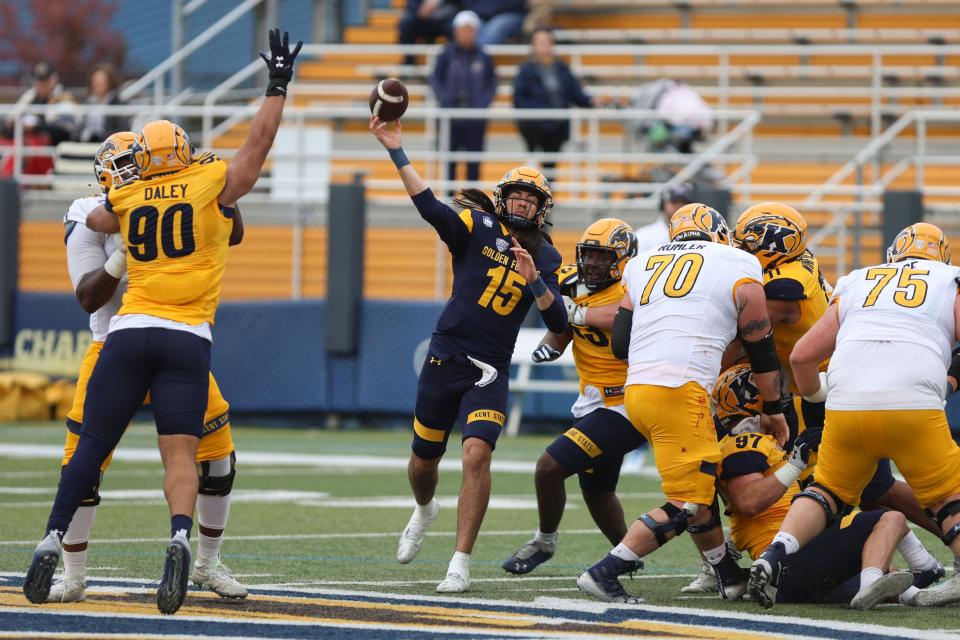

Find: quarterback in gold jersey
714;364;942;609
24;29;302;615
502;219;645;575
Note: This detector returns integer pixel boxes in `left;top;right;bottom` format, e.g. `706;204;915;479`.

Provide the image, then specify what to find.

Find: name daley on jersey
143;184;189;201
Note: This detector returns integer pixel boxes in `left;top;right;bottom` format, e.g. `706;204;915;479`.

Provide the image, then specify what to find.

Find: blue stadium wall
12;293;577;423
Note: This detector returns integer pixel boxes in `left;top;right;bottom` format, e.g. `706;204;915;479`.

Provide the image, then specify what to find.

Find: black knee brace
197;452;236;497
687;495;721;534
791;482;848;526
638;502;689;547
927;500;960;546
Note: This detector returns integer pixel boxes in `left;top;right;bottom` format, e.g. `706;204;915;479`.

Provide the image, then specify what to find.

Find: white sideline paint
0;576;951;640
257;574;697;588
0;443;662;477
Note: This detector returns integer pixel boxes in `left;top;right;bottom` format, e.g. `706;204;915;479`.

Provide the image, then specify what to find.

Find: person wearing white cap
430;9;497;186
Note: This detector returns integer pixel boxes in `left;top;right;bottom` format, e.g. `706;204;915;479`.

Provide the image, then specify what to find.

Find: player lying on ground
713;363;944;609
47;132;246;603
370;116;567;592
502;219;646;574
749;222;960;609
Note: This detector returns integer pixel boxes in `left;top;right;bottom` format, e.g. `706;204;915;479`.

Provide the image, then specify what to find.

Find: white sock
197;493;231;561
703;543;727;566
534;530;558;545
897;531;939;572
415;500;436;518
611;543;641;563
860;567;884;591
448;551;470;575
899;585;920;604
772;532;800;555
62;506;97;579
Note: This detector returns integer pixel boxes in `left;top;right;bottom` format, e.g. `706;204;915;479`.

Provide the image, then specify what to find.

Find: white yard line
256;574;697;588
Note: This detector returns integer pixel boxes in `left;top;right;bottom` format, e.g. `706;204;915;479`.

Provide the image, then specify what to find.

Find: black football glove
788;426;823;468
260;28;303;97
532;344;561;363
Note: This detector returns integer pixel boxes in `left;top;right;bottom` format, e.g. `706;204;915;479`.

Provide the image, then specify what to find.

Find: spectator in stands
399;0;457;66
5;62;77;146
77;64;128;143
462;0;527;46
431;10;497;184
513;28;593;179
631;79;713;154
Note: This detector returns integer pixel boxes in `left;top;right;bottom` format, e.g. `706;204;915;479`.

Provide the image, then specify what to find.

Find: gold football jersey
558;264;627;405
106;153;231;325
718;431;799;560
763;251;831;391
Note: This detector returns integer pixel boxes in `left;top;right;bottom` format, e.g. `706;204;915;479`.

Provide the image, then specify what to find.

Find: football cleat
912;563;946;589
502;539;556;575
913;571;960;607
436;570;470;593
397;498;439;564
23;530;63;604
46;575;86;603
157;529;191;615
680;560;720;594
849;571;914;610
717;566;751;601
576;554;644;604
191;556;248;599
747;544;785;609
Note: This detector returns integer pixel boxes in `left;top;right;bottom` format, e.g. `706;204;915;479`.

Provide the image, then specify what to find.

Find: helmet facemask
576;245;620;292
498;185;546;231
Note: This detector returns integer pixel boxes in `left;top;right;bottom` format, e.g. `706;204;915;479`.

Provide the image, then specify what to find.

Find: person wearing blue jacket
431;10;498;184
513;28;594;177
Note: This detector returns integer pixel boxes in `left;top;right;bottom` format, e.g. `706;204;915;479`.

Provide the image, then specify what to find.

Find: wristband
762;398;788;415
773;462;802;487
104;249;126;279
529;276;548;297
802;372;829;403
265;78;290;97
388;146;410;170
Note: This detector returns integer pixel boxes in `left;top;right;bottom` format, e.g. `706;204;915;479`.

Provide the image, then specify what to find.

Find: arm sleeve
410;188;471;254
537;256;567;333
66;224;108;290
764;277;806;301
719;451;770;480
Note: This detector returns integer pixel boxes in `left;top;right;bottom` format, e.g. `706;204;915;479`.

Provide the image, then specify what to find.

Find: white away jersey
827;259;960;410
622;240;763;389
64;195;125;342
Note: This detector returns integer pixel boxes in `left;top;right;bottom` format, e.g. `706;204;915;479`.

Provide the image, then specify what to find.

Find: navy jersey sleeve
535;245;568;333
410;188;471;255
719;451;770;480
764;278;805;301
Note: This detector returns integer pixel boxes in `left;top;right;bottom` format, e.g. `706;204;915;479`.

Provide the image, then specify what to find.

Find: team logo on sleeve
483;216;494;228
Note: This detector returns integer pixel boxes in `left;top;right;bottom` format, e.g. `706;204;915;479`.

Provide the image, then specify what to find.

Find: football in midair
369;78;409;122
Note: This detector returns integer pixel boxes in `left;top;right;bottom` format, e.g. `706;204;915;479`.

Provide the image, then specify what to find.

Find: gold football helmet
886;222;951;264
733;203;807;270
94;131;138;191
669;203;730;245
131;120;193;179
712;363;762;431
576;218;638;292
493;166;553;230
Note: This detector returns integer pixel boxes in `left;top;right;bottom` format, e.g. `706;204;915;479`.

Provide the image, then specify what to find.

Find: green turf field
1;420;958;633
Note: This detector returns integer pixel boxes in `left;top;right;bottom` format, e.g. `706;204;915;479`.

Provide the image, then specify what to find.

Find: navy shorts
411;352;509;459
545;408;647;493
861;458;896;503
82;328;211;446
776;509;884;604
